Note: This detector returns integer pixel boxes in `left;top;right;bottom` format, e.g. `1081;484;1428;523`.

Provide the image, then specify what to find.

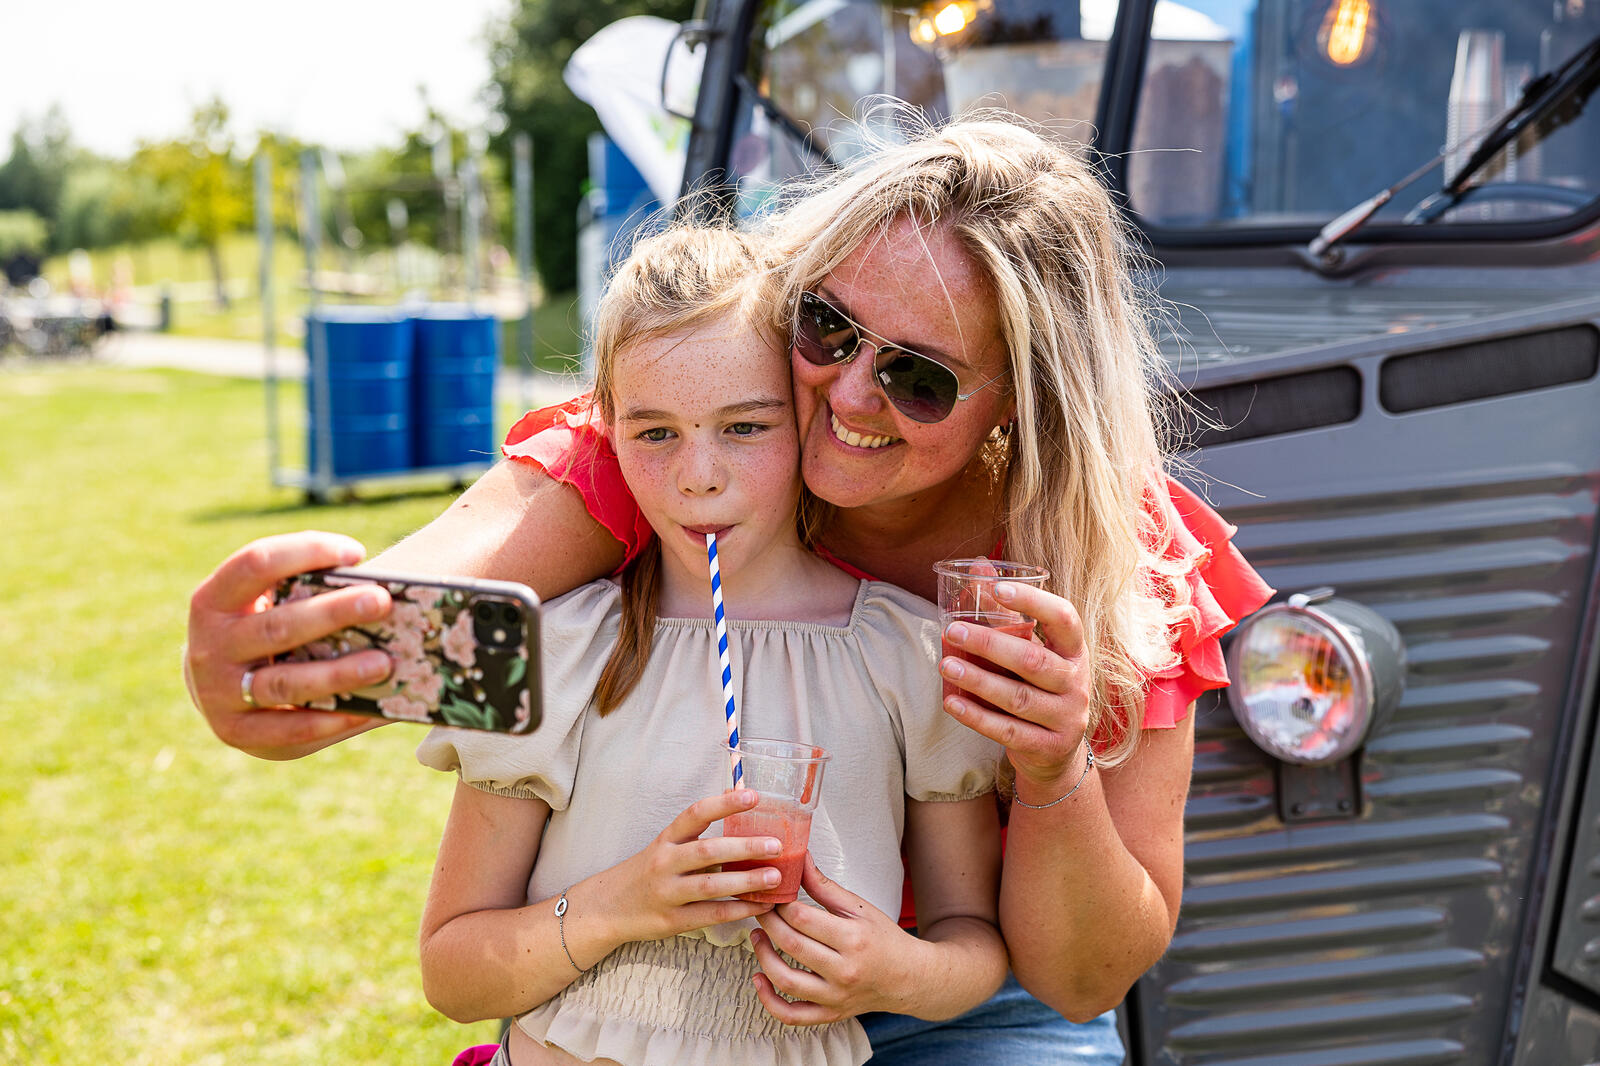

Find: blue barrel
305;306;414;477
410;304;498;468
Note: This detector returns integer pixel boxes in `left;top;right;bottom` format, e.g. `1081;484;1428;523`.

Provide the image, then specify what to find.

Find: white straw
706;532;742;787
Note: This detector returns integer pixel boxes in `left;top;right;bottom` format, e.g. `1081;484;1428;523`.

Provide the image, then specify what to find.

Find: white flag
564;16;705;206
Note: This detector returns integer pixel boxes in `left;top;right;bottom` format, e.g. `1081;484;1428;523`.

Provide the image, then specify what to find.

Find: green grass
0;365;503;1062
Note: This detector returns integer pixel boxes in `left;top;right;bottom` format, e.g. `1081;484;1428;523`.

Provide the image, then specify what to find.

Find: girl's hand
749;857;921;1023
184;532;394;759
601;789;783;944
938;581;1091;797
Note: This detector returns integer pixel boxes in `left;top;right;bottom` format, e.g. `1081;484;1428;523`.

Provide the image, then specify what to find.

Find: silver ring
241;668;260;709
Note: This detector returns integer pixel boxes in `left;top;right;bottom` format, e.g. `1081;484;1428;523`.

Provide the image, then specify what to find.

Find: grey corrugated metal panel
1191;743;1272;785
1153;284;1579;363
1164;948;1485;1006
1248;538;1584;600
1158;285;1600;381
1184;792;1277;832
1225;495;1594;564
1363;769;1524;807
1184;815;1510;874
1166;908;1448;961
1165;994;1475;1051
1363;724;1534;761
1181;859;1503;917
1380;591;1564;636
1403;635;1553;675
1393;679;1541;721
1212;467;1591;526
1196;1038;1467;1066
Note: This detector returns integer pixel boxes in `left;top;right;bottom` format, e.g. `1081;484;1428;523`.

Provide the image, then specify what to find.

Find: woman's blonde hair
764;113;1197;766
589;224;823;714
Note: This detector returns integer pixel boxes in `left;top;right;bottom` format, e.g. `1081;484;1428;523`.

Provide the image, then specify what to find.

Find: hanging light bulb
933;2;970;36
1319;0;1375;66
908;0;983;51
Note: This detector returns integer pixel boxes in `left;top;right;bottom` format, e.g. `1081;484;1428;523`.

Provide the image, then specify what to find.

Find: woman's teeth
831;413;896;449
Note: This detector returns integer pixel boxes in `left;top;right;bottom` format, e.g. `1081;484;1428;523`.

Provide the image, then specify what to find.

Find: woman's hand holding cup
936;560;1092;795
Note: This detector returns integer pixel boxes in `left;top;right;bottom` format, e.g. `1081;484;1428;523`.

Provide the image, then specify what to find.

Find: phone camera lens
472;598;523;652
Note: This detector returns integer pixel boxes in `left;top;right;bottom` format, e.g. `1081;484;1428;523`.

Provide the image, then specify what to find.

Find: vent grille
1180;367;1361;447
1380;326;1599;414
1136;470;1597;1064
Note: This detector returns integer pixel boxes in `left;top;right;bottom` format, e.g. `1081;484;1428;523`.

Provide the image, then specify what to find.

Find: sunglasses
792;291;1006;424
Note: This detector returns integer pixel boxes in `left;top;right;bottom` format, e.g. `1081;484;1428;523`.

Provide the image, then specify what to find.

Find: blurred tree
0;106;78;248
55;163;168;250
130;98;251;308
487;0;694;293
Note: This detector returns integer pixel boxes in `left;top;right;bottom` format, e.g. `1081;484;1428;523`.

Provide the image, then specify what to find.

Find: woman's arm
184;460;624;760
750;793;1006;1024
1000;721;1190;1021
420;784;781;1023
938;582;1190;1020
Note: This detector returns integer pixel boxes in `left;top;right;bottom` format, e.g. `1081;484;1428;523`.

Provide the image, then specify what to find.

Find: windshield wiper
1308;30;1600;265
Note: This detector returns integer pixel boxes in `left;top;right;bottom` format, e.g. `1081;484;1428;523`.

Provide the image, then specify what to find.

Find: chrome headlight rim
1224;589;1383;766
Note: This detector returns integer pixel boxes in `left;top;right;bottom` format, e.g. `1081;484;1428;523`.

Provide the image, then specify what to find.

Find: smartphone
274;568;541;734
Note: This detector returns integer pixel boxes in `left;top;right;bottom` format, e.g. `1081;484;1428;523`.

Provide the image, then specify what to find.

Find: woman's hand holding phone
184;531;394;760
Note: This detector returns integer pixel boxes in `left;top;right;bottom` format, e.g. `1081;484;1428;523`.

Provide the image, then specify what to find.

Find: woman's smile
829;411;900;450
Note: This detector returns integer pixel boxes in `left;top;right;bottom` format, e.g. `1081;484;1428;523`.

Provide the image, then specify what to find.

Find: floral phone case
274;568;541;734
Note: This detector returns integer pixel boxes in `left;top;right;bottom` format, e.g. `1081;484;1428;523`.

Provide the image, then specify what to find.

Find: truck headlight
1224;589;1406;765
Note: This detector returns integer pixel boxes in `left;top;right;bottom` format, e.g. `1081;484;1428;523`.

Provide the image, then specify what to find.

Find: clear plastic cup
933;559;1051;711
720;737;830;904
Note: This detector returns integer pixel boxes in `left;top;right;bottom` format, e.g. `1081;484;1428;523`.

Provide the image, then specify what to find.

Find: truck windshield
732;0;1600;236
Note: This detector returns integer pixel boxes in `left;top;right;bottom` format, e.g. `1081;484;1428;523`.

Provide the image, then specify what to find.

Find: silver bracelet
555;889;586;973
1010;744;1095;810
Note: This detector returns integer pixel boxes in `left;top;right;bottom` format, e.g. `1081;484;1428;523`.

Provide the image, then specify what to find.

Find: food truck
659;0;1600;1060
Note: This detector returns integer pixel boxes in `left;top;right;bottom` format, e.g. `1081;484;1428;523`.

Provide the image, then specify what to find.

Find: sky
8;0;513;157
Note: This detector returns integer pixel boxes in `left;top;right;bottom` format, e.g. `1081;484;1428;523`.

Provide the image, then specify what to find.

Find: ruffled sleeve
1140;477;1274;730
860;583;1003;802
415;581;624;807
502;394;654;572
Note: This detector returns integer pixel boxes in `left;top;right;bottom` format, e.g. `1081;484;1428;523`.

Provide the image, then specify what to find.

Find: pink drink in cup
720;738;829;904
934;559;1051;713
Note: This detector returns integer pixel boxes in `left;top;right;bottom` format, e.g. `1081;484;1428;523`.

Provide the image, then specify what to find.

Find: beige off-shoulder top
417;578;1000;1066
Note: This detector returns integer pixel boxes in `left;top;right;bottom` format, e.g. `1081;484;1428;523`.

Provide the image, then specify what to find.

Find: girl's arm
185;461;623;760
420;783;783;1023
938;582;1189;1021
749;793;1006;1024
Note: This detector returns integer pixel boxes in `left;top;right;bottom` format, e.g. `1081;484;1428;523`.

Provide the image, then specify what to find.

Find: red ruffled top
505;395;1272;730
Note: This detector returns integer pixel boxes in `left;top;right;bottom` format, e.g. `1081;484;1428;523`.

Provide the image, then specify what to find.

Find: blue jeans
859;974;1124;1066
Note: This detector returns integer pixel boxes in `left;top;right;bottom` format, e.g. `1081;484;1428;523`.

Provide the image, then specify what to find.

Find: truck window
1126;0;1600;230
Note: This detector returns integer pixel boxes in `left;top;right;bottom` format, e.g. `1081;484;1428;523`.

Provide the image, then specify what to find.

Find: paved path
97;330;584;411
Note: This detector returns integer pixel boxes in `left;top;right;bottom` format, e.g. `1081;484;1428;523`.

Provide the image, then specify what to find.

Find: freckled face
609;314;804;588
791;218;1012;511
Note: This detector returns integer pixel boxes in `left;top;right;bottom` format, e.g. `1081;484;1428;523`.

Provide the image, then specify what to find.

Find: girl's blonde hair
764;113;1197;766
589;224;822;714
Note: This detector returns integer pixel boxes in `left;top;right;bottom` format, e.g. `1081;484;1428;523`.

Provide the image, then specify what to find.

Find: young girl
415;227;1007;1066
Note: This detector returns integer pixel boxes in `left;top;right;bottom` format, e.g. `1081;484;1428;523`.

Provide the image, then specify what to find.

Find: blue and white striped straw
706;532;742;787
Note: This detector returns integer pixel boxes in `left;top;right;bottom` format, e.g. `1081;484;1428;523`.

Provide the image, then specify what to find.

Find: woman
184;115;1270;1061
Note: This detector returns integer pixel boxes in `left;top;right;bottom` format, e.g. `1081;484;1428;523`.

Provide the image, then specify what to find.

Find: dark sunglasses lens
878;351;958;423
795;295;855;366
